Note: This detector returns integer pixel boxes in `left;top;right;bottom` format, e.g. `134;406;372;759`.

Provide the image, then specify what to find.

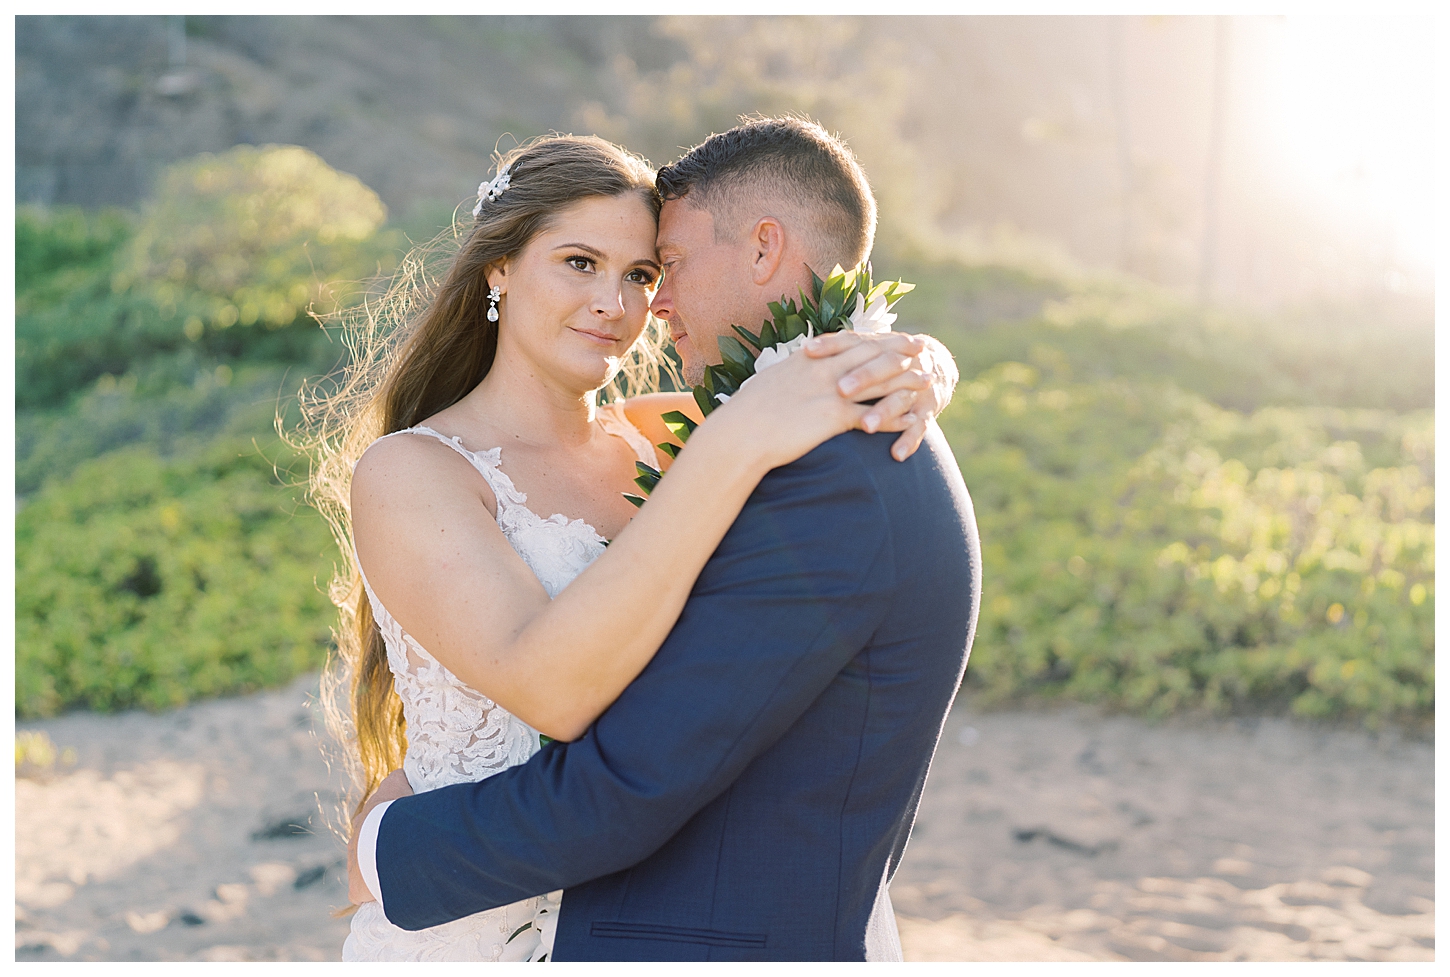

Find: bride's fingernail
838;377;858;395
864;413;880;433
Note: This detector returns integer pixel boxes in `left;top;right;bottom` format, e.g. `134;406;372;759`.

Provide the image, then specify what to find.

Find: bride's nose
592;283;626;320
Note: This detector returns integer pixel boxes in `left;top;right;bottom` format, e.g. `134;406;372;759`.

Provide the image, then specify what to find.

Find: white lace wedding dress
342;404;660;962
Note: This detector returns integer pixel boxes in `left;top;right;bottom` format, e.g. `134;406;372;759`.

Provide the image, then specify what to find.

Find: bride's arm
624;331;957;465
351;341;885;744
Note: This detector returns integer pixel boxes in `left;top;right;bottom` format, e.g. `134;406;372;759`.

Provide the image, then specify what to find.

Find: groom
351;116;981;961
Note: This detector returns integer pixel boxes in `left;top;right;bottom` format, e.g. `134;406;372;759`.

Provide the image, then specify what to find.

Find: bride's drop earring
487;285;502;323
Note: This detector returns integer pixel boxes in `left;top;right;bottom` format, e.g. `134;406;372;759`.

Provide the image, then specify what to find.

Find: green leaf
706;365;739;398
660;410;697;440
819;265;855;326
766;301;786;322
693;385;716;417
732;324;763;352
780;313;808;342
707;360;736;388
885;280;915;303
658;441;680;459
634;461;662;495
796;288;813;321
808;266;824;303
718;336;756;382
758;317;778;349
623;493;648;508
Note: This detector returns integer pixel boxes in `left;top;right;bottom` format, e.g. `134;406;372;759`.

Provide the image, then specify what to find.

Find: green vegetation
15;145;396;717
16;440;335;716
917;263;1434;727
14;150;1433;729
16;146;399;413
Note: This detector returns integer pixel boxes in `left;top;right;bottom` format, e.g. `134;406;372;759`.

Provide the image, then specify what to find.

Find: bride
301;134;949;961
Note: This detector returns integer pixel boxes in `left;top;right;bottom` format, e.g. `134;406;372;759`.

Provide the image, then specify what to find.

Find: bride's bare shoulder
352;431;494;517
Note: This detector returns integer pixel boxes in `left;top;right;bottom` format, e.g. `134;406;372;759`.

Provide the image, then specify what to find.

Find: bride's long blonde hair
292;135;668;829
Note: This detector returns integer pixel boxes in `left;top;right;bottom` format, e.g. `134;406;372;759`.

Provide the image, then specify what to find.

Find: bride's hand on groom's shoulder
347;769;415;906
804;330;959;461
706;331;935;474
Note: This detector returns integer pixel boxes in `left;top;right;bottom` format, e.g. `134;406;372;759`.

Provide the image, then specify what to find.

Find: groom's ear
748;216;787;286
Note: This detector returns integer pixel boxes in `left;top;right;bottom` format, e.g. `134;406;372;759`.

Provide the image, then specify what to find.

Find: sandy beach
15;673;1433;961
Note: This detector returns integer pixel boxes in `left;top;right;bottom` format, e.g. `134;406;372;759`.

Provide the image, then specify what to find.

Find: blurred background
14;14;1434;962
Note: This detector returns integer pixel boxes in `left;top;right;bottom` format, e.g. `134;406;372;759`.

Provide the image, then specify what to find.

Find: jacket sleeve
374;433;898;931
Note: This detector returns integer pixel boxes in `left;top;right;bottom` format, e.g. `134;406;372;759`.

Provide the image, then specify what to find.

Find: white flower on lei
849;291;897;334
752;329;814;373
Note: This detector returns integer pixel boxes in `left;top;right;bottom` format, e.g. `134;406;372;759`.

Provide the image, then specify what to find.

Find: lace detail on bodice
343;408;657;961
360;567;544;793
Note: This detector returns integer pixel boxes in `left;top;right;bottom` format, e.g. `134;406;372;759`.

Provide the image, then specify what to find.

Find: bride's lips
569;325;624;347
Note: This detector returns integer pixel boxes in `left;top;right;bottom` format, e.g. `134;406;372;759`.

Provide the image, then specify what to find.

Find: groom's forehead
656;198;715;250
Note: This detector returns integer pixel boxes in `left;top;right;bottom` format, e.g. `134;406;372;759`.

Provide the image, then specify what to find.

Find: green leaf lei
624;263;914;507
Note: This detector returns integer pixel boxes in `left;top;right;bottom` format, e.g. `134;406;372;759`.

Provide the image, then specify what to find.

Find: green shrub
16;204;131;303
15;438;337;718
15;147;401;411
15;205;149;410
113;144;397;342
16;361;309;497
941;361;1434;726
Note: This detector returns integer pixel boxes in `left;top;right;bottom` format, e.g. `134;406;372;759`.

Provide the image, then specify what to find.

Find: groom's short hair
656;116;877;271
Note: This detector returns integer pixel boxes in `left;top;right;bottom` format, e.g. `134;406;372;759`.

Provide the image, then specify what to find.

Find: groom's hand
347;769;414;905
805;330;959;460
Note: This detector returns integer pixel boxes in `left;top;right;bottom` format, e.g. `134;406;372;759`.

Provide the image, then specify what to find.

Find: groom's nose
649;278;674;322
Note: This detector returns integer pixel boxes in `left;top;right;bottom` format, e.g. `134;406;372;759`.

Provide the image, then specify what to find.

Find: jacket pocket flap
590;921;767;948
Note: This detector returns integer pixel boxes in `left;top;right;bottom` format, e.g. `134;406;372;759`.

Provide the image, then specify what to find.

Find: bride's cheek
623;307;650;345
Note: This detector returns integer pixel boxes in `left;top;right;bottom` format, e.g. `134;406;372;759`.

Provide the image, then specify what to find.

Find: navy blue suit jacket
373;425;980;960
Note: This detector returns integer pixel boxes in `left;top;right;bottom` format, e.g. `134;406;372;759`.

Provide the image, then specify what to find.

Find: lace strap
596;403;660;466
370;426;527;517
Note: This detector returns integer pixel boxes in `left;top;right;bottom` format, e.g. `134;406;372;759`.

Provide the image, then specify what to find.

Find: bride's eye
626;269;658;286
567;256;593;272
